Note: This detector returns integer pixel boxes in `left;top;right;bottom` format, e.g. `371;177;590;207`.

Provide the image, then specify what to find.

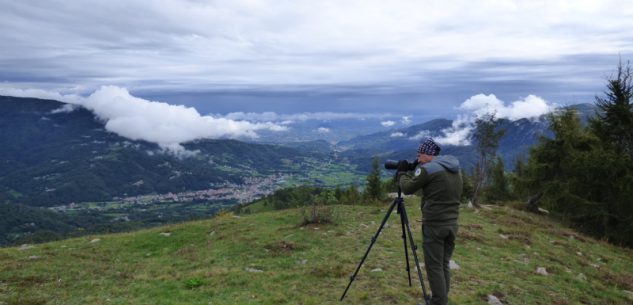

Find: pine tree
485;157;511;203
460;169;473;203
365;156;383;201
471;113;505;207
343;185;361;205
591;59;633;157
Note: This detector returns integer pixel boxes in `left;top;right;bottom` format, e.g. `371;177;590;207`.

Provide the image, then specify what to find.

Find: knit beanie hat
417;138;441;156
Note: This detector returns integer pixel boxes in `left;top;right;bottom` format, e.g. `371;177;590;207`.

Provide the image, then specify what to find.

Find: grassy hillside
1;199;632;304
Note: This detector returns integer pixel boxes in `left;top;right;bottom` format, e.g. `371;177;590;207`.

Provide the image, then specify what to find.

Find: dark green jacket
399;155;463;225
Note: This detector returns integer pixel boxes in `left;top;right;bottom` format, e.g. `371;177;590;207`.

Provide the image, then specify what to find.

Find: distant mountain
0;96;344;207
338;104;596;172
337;118;453;153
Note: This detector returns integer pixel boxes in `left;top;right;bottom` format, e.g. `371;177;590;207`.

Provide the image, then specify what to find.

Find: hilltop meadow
1;197;632;305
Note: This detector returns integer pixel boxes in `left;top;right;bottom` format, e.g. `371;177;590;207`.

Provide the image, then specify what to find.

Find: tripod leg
340;198;399;301
398;203;412;286
399;202;432;305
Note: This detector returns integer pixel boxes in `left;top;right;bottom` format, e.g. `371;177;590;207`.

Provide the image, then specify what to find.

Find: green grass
1;198;632;304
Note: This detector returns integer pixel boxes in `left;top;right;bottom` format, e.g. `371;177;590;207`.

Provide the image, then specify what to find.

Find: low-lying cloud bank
221;111;400;123
424;94;556;146
1;86;287;154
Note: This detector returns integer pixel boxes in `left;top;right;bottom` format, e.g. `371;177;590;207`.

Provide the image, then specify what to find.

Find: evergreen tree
485;157;511;203
591;59;633;157
460;169;473;203
517;109;623;241
334;186;344;202
471;113;505;207
342;185;361;205
365;156;383;201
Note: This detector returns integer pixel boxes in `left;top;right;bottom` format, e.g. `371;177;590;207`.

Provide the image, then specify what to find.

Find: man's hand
397;160;410;172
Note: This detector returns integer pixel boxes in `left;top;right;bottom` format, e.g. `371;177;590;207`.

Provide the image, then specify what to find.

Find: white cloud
409;130;431;141
223;111;394;122
390;132;405;138
317;127;330;133
51;103;80;114
437;94;557;146
401;116;412;125
458;94;555;120
0;87;83;104
434;115;473;146
381;120;396;127
1;86;287;153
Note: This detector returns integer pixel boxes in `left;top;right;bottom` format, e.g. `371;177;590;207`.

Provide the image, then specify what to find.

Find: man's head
417;138;440;164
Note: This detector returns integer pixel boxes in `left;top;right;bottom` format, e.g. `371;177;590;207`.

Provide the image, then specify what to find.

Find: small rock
19;244;34;251
576;251;583;256
90;238;101;243
209;230;216;236
371;268;383;272
499;234;509;240
536;267;548;276
245;267;263;273
590;263;600;269
28;255;40;260
576;273;587;282
488;294;503;305
449;260;460;270
159;232;171;237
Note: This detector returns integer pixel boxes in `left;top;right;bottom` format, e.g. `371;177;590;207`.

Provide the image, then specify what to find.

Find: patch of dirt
266;241;302;256
174;246;199;261
497;229;532;245
310;264;348;278
602;272;633;290
458;230;485;243
467;223;484;230
5;275;49;288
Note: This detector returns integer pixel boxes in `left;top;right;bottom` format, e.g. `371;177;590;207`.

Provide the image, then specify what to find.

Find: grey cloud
1;1;633;114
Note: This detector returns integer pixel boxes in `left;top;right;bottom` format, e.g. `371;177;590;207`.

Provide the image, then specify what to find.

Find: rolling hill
1;200;632;304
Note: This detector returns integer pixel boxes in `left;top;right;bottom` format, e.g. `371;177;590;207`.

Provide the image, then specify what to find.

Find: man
397;138;462;305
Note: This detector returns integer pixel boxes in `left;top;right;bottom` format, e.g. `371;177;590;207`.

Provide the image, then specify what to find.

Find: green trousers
422;224;458;305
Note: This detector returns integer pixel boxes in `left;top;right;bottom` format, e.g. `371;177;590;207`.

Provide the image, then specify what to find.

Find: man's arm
398;167;427;195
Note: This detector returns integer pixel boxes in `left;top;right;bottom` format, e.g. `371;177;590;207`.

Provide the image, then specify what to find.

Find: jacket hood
433;155;460;173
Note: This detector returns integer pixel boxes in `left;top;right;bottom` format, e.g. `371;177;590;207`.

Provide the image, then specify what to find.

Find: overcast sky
2;0;633;117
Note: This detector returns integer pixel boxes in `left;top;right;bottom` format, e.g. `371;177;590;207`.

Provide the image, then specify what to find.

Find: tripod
340;190;431;305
